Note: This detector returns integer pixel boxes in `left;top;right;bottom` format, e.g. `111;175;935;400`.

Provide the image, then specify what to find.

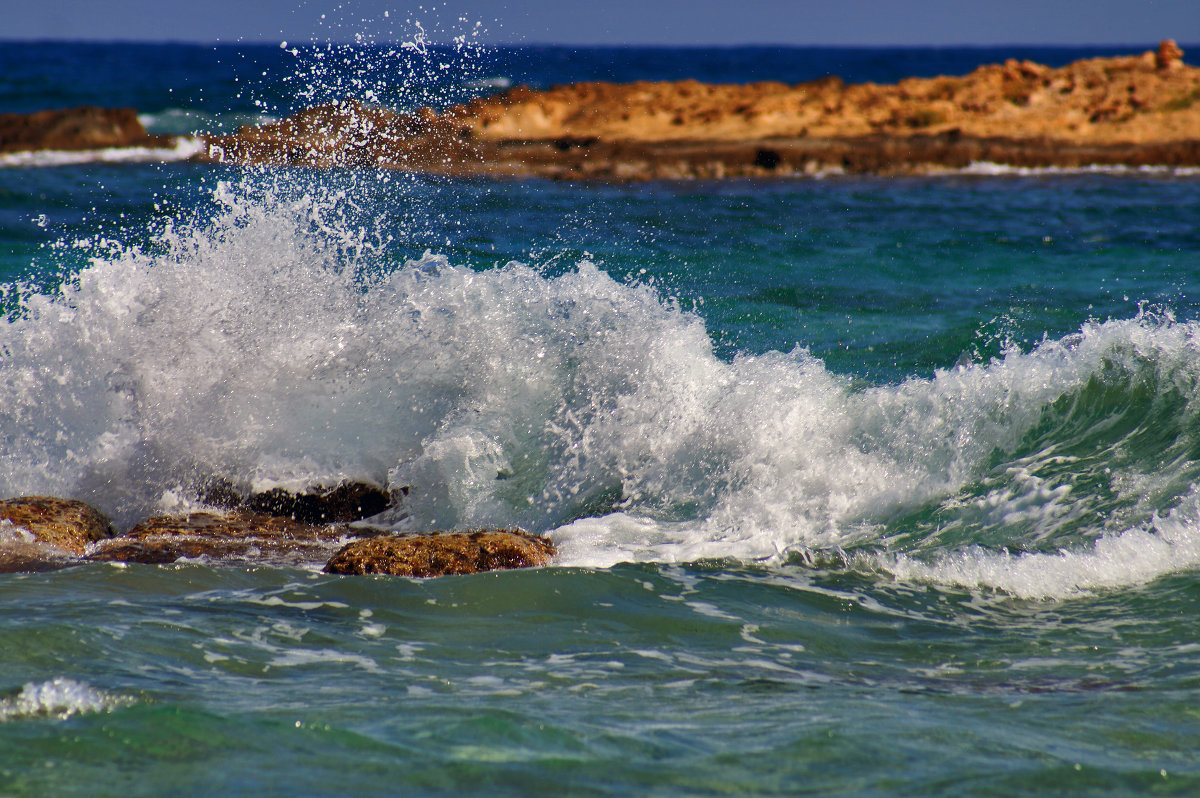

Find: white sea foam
138;110;277;136
2;175;1199;597
0;519;36;545
0;137;207;168
880;490;1200;600
0;678;130;721
962;161;1200;178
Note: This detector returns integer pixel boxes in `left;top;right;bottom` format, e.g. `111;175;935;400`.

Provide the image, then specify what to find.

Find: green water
3;563;1199;796
3;166;1200;795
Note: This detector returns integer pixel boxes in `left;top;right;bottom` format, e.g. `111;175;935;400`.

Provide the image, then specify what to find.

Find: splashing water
5;23;1200;603
3;165;1200;603
0;678;130;722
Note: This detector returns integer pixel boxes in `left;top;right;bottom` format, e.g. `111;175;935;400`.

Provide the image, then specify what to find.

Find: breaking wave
0;678;131;722
3;173;1200;599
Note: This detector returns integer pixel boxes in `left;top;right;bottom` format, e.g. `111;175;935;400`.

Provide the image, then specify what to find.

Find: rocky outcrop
446;41;1200;147
324;530;556;577
0;547;76;574
0;106;174;154
7;44;1199;176
201;99;478;169
0;495;556;576
88;510;377;565
1158;39;1185;71
197;41;1200;178
0;497;114;555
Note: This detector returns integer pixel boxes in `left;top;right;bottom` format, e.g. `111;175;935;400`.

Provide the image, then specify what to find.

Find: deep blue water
2;42;1200;796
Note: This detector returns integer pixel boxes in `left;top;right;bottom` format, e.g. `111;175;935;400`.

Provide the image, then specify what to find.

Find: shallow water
3;42;1200;795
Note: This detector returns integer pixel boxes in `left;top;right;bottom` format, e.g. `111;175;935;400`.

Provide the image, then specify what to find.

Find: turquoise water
3;163;1199;796
4;562;1199;796
4;42;1200;796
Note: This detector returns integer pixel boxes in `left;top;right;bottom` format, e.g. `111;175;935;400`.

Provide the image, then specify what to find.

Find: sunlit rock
199;44;1200;178
88;511;382;566
0;524;77;574
1157;40;1185;71
0;106;172;153
324;530;556;577
0;496;114;555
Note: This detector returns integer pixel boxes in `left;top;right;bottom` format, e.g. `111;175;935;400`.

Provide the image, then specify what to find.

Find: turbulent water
2;40;1200;796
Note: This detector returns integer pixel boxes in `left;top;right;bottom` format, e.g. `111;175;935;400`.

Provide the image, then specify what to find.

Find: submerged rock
0;497;114;555
197;478;400;524
88;511;380;565
0;548;76;574
324;530;556;577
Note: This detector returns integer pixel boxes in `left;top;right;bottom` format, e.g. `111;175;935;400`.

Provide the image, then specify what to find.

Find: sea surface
2;40;1200;796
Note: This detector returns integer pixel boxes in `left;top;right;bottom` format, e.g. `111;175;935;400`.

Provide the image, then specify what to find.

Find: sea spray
0;678;130;722
4;23;1200;599
3;168;1200;604
879;491;1200;600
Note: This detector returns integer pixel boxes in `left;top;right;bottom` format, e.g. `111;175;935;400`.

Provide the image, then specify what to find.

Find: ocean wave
961;161;1200;178
2;174;1199;596
878;488;1200;600
0;136;207;168
0;678;131;722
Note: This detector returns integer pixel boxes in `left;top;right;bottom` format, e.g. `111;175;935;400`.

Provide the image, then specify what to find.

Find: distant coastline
3;41;1199;179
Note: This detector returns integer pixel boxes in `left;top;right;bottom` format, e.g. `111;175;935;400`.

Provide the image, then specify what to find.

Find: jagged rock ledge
194;40;1200;179
0;494;555;577
3;42;1197;178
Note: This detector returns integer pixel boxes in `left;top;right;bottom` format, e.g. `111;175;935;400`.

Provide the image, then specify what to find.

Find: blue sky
3;0;1197;46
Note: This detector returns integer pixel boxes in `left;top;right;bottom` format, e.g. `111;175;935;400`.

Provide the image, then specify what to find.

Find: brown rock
1157;40;1185;71
324;530;556;577
0;497;114;555
0;106;173;154
201;99;479;168
0;548;76;574
198;45;1200;179
88;510;382;566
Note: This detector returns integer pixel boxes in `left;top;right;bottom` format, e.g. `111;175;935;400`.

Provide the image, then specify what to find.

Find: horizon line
0;37;1191;50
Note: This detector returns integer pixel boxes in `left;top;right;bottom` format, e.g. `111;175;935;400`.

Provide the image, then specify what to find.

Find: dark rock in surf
244;483;396;524
0;106;172;153
0;496;114;555
88;510;384;565
324;529;556;577
197;478;399;524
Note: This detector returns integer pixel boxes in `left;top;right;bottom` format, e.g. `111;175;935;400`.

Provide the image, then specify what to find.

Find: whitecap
0;137;206;168
0;678;131;722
